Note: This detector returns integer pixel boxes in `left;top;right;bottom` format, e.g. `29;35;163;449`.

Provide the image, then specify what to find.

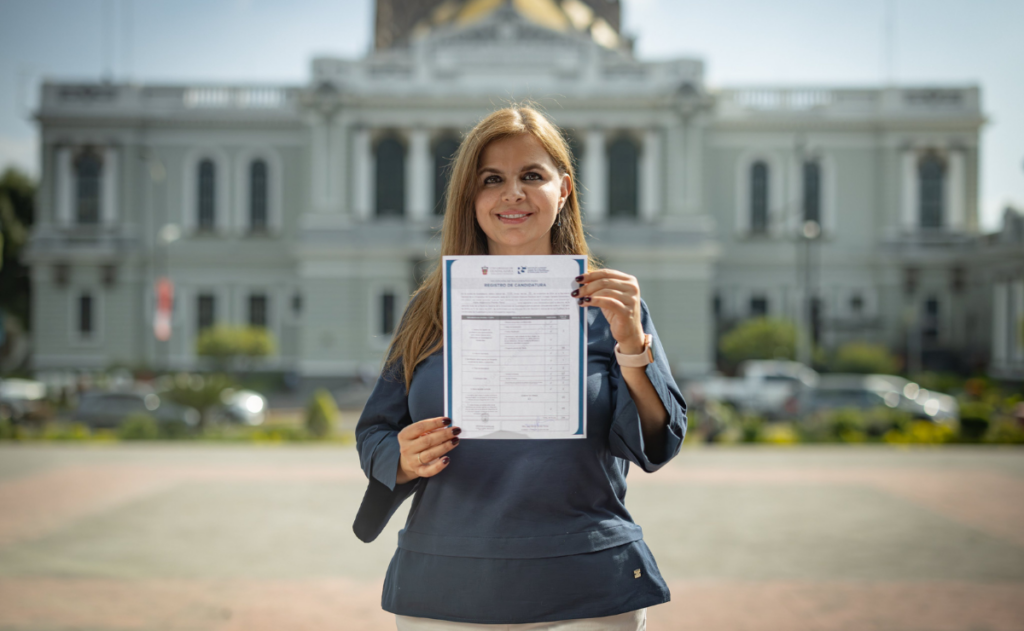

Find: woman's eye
523;172;542;181
484;175;501;184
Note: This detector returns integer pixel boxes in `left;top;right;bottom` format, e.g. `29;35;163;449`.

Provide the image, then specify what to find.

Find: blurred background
0;1;1022;630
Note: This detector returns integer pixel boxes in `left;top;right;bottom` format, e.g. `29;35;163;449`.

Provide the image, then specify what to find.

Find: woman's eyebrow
477;166;503;176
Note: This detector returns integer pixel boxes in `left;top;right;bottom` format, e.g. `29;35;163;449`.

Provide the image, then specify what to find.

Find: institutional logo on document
517;266;527;274
481;266;488;275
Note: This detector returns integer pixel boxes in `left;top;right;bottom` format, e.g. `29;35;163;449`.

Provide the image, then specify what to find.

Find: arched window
74;148;103;225
197;159;216;230
802;160;821;224
249;159;268;232
750;161;769;234
433;137;460;215
375;135;405;218
607;136;638;218
919;153;945;229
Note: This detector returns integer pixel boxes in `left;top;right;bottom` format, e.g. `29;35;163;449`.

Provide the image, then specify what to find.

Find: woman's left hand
573;269;646;355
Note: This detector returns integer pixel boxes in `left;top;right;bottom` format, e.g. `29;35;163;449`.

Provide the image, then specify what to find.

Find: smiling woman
353;105;688;630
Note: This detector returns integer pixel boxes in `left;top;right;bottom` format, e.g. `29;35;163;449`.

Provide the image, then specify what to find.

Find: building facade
27;1;1006;381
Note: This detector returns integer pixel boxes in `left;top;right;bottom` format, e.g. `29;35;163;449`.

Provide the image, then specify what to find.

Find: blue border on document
445;259;455;417
576;256;586;435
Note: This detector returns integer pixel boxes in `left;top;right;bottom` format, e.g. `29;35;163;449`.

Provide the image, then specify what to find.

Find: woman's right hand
396;416;461;485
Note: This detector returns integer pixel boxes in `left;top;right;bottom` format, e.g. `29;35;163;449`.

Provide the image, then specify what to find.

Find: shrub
985;420;1024;445
739;415;764;443
761;422;799;445
306;389;340;439
118;413;160;440
41;422;92;441
196;325;274;369
159;419;194;440
830;342;901;375
958;400;993;442
719;318;797;366
883;421;955;445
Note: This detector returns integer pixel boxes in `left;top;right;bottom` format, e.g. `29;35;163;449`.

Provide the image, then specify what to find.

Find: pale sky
0;0;1021;231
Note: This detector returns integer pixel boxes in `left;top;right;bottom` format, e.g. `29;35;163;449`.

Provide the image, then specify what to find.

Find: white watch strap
614;334;654;367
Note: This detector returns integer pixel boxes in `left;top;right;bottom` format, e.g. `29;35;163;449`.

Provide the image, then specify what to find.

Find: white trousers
396;608;646;630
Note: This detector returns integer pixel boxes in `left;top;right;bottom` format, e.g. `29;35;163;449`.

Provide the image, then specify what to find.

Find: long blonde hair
385;105;597;389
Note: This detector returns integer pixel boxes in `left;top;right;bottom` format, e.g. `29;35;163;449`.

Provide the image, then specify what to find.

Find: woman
354;106;687;630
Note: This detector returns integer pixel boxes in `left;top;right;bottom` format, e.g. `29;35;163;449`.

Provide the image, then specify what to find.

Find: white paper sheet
442;255;588;439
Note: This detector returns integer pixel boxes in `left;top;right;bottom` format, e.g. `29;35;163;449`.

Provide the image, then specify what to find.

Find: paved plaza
0;443;1022;630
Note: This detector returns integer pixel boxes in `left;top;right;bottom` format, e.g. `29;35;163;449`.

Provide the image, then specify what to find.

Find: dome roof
375;0;624;50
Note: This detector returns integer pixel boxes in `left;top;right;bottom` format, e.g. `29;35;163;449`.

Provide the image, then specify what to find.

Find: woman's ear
560;172;572;208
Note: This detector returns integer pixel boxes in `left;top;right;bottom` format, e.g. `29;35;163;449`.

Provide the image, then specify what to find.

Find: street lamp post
798;219;821;367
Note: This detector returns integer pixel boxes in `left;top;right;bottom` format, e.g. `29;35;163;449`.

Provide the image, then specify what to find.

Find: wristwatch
614;333;654;368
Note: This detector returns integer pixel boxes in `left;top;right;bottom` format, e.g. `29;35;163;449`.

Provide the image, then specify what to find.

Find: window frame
74;147;103;226
375;134;406;218
607;134;639;219
68;287;103;347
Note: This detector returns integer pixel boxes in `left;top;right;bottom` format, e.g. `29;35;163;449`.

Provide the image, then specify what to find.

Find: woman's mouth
497;212;531;224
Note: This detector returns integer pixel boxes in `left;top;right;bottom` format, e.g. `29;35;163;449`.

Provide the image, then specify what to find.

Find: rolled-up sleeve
353;363;422;543
607;301;687;472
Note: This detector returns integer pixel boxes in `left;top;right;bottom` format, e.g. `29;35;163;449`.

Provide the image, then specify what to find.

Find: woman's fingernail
451;437;460;446
442;456;450;464
452;427;462;436
571;289;580;297
442;417;452;425
584;296;592;303
577;298;584;305
575;275;584;282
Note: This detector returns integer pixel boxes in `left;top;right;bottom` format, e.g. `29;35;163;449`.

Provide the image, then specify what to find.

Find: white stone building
27;0;1008;382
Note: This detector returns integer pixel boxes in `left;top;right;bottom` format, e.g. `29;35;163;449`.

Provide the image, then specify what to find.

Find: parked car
74;391;200;429
0;378;49;423
868;375;959;422
211;389;267;426
798;374;958;423
683;360;819;418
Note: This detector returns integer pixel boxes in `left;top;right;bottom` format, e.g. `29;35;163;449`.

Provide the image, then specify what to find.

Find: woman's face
474;133;571;256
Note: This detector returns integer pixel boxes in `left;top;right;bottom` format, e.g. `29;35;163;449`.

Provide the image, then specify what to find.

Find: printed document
442;255;587;439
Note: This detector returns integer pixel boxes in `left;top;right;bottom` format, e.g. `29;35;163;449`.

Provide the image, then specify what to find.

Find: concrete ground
0;444;1022;630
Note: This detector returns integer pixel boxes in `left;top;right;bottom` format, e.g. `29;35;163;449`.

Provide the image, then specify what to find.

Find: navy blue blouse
354;300;687;624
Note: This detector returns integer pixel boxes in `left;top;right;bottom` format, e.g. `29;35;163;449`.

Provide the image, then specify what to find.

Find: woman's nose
502;180;525;202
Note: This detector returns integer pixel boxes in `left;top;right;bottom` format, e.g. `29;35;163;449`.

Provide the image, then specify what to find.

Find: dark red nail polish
443;417;452;425
584;296;592;303
571;289;580;297
451;437;460;446
578;298;585;305
575;275;584;282
452;427;462;436
442;456;450;464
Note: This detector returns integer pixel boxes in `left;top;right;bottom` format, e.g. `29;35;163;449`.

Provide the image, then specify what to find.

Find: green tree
0;168;34;334
829;342;901;374
163;372;234;430
719;317;797;366
195;325;274;370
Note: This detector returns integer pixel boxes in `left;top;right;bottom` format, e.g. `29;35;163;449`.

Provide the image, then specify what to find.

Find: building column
406;129;431;222
583;128;606;222
946;149;965;231
102;146;119;226
639;128;662;222
307;114;330;214
900;149;917;231
353;127;373;220
56;146;72;226
665;119;686;217
686;116;704;214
